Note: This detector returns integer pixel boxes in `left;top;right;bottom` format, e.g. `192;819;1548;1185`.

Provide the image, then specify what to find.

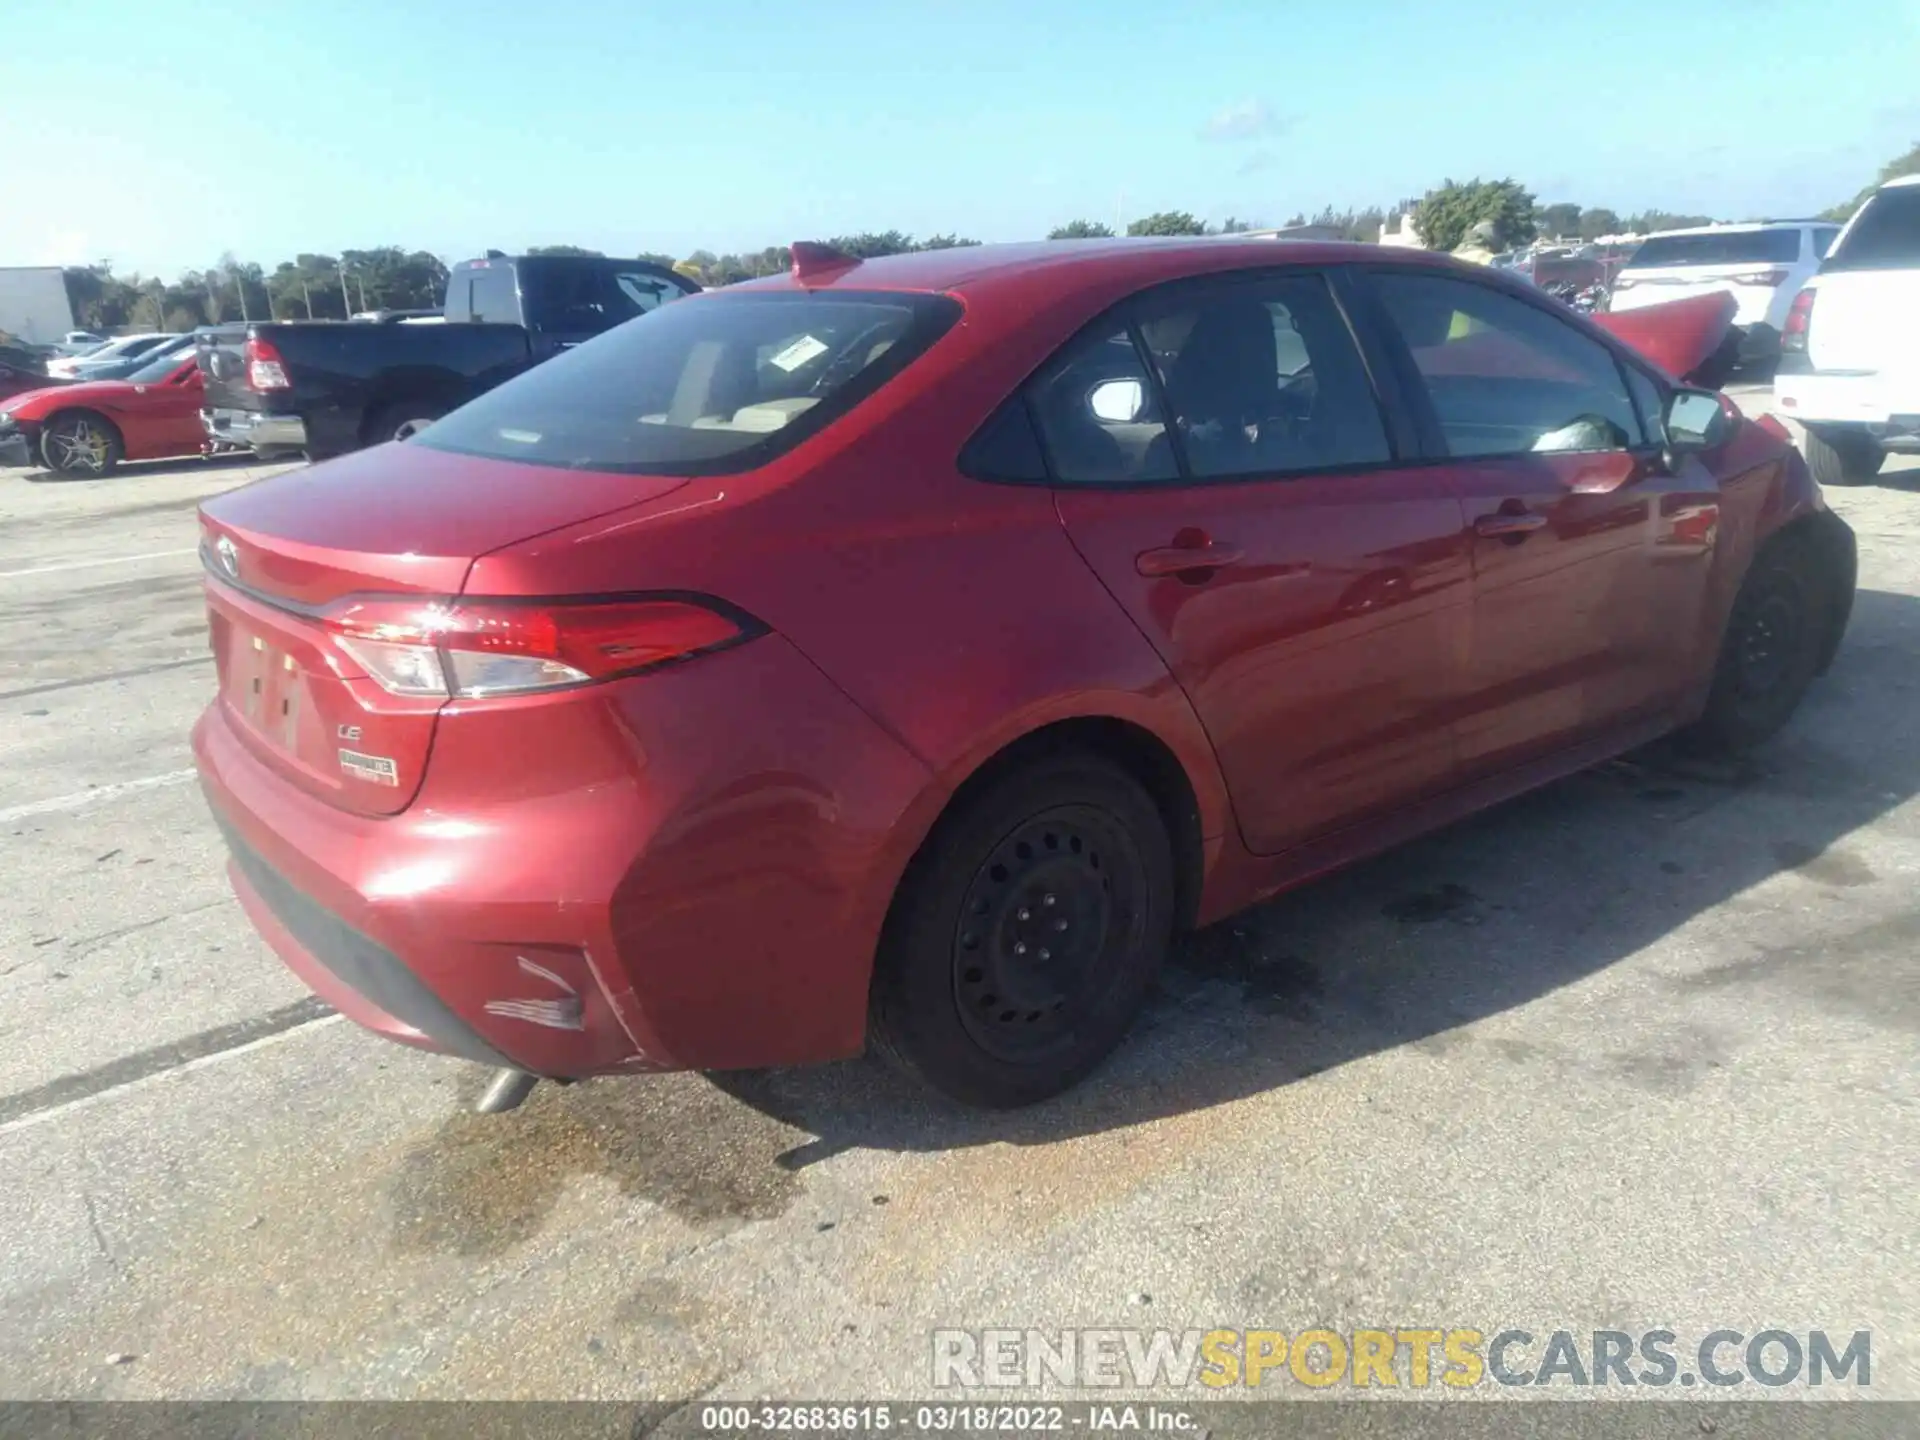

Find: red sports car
0;351;208;475
192;239;1856;1108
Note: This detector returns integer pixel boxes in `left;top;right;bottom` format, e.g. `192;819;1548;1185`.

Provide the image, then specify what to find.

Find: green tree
1216;217;1255;234
916;233;981;250
829;230;916;258
1577;207;1623;241
1822;140;1920;221
1536;202;1583;239
525;244;605;257
1126;211;1207;237
1413;178;1538;253
1623;210;1713;234
1048;220;1114;239
636;250;679;268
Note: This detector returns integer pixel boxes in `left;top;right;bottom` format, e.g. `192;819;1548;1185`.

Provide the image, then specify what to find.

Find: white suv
1773;175;1920;485
1608;220;1839;369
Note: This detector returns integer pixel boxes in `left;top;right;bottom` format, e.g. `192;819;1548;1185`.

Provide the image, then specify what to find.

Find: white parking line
0;769;197;824
0;1015;344;1139
0;548;199;580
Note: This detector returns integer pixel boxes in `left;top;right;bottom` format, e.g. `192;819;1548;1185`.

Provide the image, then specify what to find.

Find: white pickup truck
1773;174;1920;484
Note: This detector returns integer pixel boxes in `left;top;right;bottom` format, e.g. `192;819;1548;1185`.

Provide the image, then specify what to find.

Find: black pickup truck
200;253;699;459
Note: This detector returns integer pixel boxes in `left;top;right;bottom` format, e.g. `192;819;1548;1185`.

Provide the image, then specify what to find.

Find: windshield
416;290;961;475
1627;230;1800;267
1824;187;1920;271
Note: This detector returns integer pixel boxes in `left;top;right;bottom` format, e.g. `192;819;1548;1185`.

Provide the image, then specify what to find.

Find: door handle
1135;540;1246;577
1473;511;1548;539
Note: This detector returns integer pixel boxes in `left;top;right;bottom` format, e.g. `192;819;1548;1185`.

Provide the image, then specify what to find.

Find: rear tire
1688;536;1832;754
1802;424;1885;487
869;754;1175;1108
39;411;122;477
371;403;445;445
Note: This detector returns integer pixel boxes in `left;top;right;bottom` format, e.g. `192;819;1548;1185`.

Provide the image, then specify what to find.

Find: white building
0;266;76;345
1378;213;1424;249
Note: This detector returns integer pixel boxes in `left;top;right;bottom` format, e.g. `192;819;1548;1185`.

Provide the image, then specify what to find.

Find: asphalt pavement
0;406;1915;1406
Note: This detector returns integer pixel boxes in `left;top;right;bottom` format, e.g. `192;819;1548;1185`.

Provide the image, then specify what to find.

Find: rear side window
1131;274;1389;479
1628;230;1800;267
415;291;961;475
1824;188;1920;272
1812;226;1841;260
1027;325;1179;485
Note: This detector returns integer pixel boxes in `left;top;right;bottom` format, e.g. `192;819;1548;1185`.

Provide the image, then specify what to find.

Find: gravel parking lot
1;399;1915;1405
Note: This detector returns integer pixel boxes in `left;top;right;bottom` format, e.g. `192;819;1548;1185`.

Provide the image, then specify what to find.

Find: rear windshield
519;262;690;330
416;290;962;475
1824;187;1920;272
1627;230;1800;267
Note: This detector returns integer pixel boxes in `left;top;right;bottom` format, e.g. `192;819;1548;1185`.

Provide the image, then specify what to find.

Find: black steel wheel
1689;536;1831;753
870;753;1174;1107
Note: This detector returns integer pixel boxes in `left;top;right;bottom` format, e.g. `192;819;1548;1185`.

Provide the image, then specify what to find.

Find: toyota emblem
215;534;240;580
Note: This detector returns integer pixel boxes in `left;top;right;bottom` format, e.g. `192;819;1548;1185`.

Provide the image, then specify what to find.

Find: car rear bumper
192;629;935;1078
1774;363;1920;445
204;406;308;452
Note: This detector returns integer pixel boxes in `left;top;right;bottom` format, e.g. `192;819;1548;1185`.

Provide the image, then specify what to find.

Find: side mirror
1664;387;1731;455
1089;377;1144;423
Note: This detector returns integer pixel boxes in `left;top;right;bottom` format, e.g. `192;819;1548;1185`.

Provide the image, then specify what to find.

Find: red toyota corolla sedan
193;239;1856;1108
0;351;209;475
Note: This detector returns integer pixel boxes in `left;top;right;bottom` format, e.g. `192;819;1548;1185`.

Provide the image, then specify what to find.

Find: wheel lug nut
1054;918;1069;932
1043;893;1056;906
1038;948;1051;961
1013;943;1027;956
1017;907;1030;921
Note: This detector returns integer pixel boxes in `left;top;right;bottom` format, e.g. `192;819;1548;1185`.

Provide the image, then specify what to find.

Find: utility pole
300;280;313;319
356;273;369;312
338;263;352;318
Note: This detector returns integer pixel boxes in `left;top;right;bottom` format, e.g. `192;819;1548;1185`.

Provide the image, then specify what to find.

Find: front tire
1802;424;1885;487
1689;536;1832;753
40;411;123;477
869;754;1175;1108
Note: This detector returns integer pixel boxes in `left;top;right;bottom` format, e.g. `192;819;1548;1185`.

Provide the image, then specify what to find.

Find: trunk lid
199;444;689;816
1592;291;1737;384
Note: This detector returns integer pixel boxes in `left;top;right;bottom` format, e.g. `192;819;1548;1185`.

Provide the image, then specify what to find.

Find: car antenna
789;241;859;285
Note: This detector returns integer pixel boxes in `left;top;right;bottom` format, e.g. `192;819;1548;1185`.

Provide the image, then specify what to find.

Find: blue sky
3;0;1916;276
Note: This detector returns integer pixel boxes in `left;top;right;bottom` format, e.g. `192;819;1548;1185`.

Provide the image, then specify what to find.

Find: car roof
1883;173;1920;190
727;236;1463;302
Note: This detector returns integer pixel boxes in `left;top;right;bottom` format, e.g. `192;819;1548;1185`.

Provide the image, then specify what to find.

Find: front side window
1370;271;1643;457
1131;274;1389;479
416;290;960;475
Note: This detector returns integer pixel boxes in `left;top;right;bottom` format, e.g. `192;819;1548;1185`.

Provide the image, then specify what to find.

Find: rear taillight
325;594;759;698
244;336;290;391
1782;288;1816;353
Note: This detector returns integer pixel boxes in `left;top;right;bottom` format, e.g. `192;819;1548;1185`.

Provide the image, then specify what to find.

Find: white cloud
1201;100;1291;143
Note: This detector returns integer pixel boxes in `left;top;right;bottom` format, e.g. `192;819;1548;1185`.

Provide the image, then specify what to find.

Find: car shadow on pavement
406;587;1920;1228
687;585;1920;1164
12;453;261;485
